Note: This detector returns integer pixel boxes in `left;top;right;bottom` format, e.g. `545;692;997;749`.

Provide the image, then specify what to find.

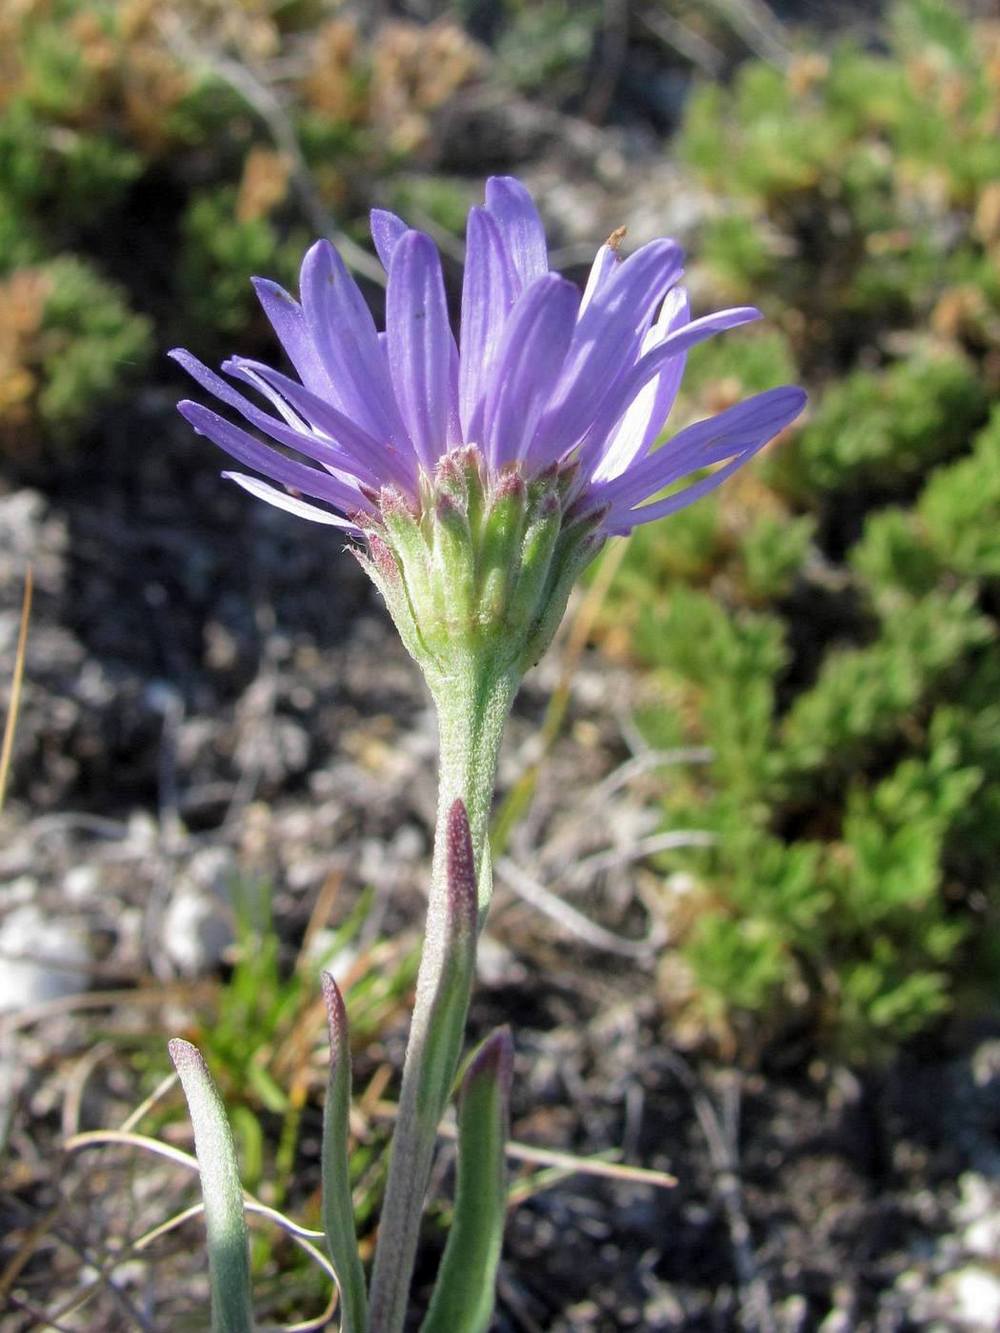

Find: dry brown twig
702;0;791;69
370;1099;676;1193
63;1127;339;1332
495;853;666;959
664;1053;777;1333
0;566;32;814
636;7;725;77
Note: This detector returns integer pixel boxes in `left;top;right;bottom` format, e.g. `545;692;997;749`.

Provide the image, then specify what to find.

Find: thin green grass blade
168;1039;255;1333
320;972;369;1333
419;1027;513;1333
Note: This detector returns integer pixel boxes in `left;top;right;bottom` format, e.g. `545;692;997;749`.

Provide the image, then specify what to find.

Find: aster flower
173;176;802;536
173;175;803;689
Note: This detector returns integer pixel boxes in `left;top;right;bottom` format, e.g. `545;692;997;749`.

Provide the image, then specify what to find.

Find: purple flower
173;176;805;539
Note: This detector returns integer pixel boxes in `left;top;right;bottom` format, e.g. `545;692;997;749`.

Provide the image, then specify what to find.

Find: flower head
173;177;804;675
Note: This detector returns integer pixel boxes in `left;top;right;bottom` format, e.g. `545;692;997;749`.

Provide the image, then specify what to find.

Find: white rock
63;865;100;903
957;1174;1000;1259
160;848;237;977
0;903;91;1012
302;930;357;981
476;934;527;987
941;1266;1000;1328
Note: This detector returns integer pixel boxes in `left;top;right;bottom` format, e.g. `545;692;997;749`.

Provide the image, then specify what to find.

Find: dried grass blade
0;566;33;813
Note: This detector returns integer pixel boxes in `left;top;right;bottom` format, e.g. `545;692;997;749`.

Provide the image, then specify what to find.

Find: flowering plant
172;176;804;1332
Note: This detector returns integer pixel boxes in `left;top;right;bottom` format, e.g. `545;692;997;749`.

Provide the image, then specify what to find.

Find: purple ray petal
606;455;751;533
484;176;548;292
222;355;417;489
580;243;620;312
459;206;518;442
386;230;457;469
637;304;761;367
170;350;380;487
224;359;309;431
635;286;692;437
597;238;686;325
222;472;361;530
597;386;806;518
299;239;406;446
528;238;684;467
589;286;691;483
179;401;372;513
370;209;409;271
482;274;580;467
581;305;762;468
251;278;333;397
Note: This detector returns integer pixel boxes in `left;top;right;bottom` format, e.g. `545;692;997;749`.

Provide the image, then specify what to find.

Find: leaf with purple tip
320;973;368;1333
168;1038;255;1333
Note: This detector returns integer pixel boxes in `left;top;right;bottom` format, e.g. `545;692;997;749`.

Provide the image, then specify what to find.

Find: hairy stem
367;661;518;1333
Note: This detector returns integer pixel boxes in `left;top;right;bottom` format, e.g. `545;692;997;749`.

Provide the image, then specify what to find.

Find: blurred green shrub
494;0;600;98
0;0;482;453
178;163;308;337
682;0;1000;374
788;351;988;496
0;257;152;452
604;0;1000;1060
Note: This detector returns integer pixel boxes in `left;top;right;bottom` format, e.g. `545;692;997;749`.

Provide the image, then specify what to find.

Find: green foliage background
605;0;1000;1059
3;0;998;1064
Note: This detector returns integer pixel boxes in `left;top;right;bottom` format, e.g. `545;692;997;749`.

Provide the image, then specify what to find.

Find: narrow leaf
168;1039;255;1333
320;972;369;1333
419;1027;514;1333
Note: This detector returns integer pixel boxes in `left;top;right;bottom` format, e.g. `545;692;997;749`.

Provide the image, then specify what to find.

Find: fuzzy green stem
429;661;519;919
367;658;518;1333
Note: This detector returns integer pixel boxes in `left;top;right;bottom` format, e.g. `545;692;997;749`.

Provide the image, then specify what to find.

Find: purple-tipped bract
173;177;805;536
445;799;477;939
